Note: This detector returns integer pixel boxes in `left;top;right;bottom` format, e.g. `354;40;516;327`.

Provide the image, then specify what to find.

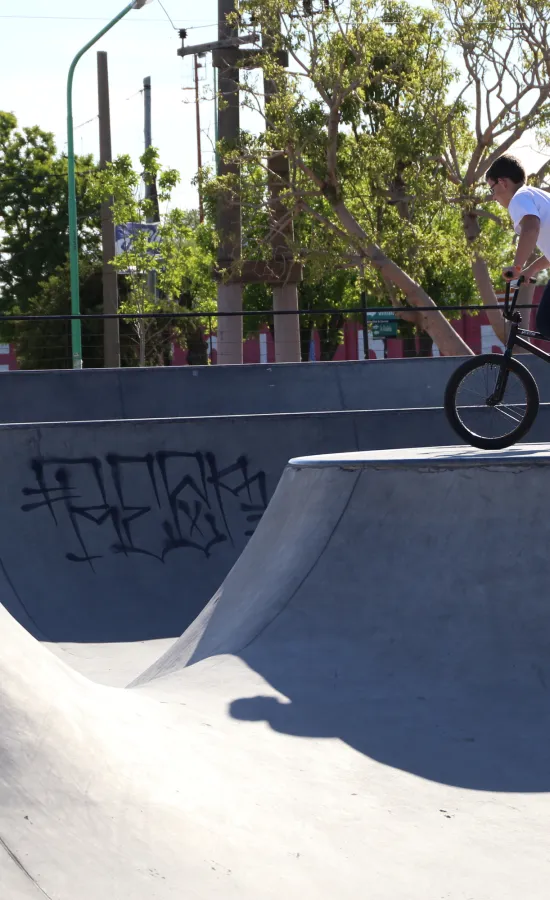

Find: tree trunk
331;200;473;356
463;212;508;345
186;325;208;365
318;314;344;360
139;328;146;367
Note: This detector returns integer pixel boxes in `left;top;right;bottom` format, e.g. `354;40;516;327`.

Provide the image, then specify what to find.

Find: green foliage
0;111;99;316
0;112;102;367
10;259;132;370
213;0;516;346
90;149;216;365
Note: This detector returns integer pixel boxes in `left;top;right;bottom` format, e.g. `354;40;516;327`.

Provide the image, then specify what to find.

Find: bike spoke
493;405;524;424
453;362;528;440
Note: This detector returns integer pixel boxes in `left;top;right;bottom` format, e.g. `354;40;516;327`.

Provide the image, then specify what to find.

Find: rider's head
486;156;526;208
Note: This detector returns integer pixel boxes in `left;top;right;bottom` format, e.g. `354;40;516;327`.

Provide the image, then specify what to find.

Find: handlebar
503;274;537;320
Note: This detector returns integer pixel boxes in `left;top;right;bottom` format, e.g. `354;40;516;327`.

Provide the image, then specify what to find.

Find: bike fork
488;322;518;405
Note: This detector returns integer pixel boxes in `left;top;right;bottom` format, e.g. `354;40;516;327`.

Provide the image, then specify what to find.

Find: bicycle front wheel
444;353;539;450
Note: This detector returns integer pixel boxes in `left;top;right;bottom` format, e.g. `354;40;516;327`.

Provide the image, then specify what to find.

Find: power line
0;14;215;26
75;116;99;132
0;171;96;185
157;1;179;30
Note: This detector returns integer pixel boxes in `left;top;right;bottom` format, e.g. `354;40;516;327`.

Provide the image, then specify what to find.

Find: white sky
1;0;548;214
0;0;220;209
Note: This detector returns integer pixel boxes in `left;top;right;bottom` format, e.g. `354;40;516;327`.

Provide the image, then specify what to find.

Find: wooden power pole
212;0;243;364
178;19;301;365
263;27;301;363
143;76;159;306
194;54;205;223
97;51;120;368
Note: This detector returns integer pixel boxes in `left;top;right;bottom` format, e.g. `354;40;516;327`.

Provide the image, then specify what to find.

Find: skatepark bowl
3;443;550;899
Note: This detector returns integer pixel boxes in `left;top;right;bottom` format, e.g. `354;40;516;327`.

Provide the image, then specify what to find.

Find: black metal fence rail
2;302;540;370
0;303;539;322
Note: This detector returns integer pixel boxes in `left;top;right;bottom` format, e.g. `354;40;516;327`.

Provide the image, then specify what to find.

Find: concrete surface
0;405;465;653
5;353;550;423
3;443;550;899
4;404;550;684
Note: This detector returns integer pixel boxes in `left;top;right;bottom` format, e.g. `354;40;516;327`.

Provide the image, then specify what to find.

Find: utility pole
194;54;205;223
213;0;243;364
97;51;120;368
143;76;158;304
143;76;152;152
143;76;159;217
263;26;301;363
178;22;269;366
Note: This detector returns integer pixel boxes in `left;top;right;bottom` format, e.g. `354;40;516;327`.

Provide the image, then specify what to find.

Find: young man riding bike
486;155;550;337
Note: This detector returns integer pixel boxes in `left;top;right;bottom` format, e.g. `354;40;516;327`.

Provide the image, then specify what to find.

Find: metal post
66;74;82;369
67;0;151;370
213;65;219;172
215;0;243;364
143;76;152;163
97;51;120;368
143;76;158;303
263;24;301;363
361;290;369;360
194;55;205;223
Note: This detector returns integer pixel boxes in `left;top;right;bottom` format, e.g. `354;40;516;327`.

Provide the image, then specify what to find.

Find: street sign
366;310;397;320
367;309;398;338
371;321;398;338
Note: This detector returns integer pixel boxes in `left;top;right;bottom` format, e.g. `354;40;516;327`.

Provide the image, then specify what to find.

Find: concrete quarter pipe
2;445;550;898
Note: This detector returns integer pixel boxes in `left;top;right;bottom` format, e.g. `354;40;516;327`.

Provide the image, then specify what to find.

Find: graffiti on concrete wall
21;452;268;567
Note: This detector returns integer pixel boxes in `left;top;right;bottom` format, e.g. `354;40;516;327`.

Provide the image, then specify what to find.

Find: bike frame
490;277;550;404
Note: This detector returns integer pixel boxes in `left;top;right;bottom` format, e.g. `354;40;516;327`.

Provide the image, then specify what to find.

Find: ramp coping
289;443;550;468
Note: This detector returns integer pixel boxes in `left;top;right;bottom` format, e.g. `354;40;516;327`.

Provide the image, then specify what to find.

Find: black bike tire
444;353;540;450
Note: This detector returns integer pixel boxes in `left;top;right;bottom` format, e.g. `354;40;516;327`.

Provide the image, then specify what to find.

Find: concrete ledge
5;354;550;423
290;443;550;468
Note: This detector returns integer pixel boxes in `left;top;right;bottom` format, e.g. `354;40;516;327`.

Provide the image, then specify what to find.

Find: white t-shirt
508;185;550;260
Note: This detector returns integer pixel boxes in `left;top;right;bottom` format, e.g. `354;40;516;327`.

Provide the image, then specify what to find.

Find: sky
1;0;549;215
1;0;221;209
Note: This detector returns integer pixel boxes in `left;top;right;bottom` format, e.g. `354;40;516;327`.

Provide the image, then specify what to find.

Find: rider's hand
502;265;522;281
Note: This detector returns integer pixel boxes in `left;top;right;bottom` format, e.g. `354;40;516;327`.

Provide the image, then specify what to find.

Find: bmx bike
444;273;547;450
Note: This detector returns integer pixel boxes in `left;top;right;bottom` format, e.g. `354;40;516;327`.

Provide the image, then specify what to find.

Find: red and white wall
172;285;546;364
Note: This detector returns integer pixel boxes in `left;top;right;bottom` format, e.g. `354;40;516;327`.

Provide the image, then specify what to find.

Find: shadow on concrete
229;670;550;792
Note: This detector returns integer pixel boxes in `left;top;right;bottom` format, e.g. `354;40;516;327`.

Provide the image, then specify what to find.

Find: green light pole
67;0;153;369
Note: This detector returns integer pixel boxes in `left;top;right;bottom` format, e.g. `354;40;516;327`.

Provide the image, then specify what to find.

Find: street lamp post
67;0;153;369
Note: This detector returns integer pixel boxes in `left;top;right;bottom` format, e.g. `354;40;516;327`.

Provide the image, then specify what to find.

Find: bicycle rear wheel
444;353;539;450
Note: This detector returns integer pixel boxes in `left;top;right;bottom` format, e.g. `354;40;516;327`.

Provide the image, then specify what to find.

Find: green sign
371;321;398;338
367;310;398;338
366;310;397;320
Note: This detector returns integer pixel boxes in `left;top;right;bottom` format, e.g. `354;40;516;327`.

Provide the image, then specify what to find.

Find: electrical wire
157;1;179;30
0;15;216;27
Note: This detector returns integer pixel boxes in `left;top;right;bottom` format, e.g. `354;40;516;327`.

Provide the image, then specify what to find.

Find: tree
0;112;99;316
12;259;134;370
90;149;216;366
210;0;474;355
435;0;550;341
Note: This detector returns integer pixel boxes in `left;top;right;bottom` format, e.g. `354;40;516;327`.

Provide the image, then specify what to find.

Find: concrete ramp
137;444;550;793
3;445;550;899
0;407;464;649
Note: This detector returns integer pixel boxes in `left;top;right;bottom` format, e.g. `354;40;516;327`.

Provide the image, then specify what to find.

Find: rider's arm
522;254;549;278
514;214;540;269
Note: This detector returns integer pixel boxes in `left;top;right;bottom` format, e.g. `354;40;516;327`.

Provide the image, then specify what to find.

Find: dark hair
485;155;526;185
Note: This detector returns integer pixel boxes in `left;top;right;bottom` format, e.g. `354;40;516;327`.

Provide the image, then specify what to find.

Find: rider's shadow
230;670;550;792
223;462;550;794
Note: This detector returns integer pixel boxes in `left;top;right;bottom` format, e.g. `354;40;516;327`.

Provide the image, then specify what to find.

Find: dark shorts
536;281;550;338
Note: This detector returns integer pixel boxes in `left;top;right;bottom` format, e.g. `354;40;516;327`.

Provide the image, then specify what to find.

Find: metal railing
0;302;540;370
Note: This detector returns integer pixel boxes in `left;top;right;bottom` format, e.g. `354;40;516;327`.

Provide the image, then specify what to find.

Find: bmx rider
486;154;550;337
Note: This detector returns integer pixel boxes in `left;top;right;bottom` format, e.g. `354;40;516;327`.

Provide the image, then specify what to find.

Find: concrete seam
239;469;363;652
117;369;128;419
0;835;53;898
0;557;49;641
334;364;348;411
